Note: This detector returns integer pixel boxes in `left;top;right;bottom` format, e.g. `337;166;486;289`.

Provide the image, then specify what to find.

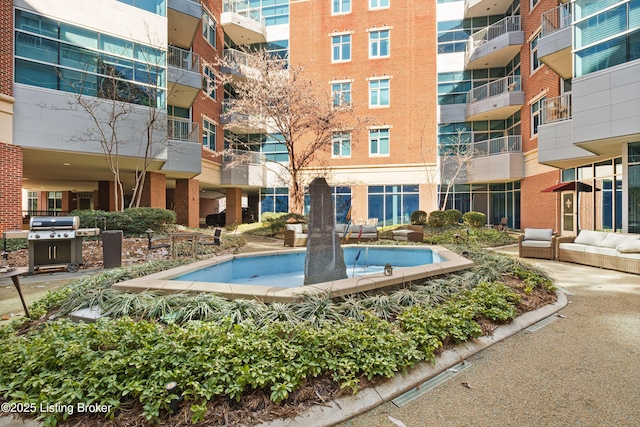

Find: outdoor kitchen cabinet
29;239;82;273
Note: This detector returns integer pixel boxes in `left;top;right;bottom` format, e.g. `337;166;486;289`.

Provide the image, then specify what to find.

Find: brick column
174;178;200;228
140;172;166;209
225;187;243;227
97;181;117;211
0;143;22;234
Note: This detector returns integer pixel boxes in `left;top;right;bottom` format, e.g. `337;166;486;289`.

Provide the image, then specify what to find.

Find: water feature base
112;245;473;303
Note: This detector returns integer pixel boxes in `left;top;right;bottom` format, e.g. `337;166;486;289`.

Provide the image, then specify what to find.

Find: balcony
220;149;268;186
466;75;524;121
538;3;573;79
221;100;266;134
464;0;514;19
168;0;202;49
168;117;199;143
221;0;267;46
167;46;201;109
465;16;523;70
467;136;524;183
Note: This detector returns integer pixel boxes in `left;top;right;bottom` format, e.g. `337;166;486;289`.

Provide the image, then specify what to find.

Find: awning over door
541;182;597;192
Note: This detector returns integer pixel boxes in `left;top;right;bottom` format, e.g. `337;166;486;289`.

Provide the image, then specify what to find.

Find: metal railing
472;135;522;158
541;94;572;125
467;75;521;104
168;45;200;72
223;48;250;67
223;0;266;27
467;15;521;55
222;148;266;166
541;3;572;38
167;117;199;142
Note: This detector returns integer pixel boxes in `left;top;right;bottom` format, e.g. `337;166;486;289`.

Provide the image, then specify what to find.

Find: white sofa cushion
362;225;377;234
584;246;618;257
615;242;640;253
286;223;303;234
600;233;640;249
524;228;553;241
573;230;608;247
521;240;552;248
559;243;587;253
617;251;640;260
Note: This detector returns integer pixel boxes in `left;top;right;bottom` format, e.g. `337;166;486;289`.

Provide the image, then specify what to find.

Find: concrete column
225;187;243;226
140;172;166;209
174;178;200;228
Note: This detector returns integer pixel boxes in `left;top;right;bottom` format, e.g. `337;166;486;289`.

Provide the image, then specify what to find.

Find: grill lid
29;216;80;230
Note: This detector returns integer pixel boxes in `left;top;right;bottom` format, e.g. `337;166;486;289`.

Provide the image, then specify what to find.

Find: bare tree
218;50;367;215
438;127;476;210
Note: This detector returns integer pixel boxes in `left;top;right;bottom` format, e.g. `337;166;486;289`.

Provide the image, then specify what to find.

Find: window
203;64;216;100
27;191;38;215
531;97;545;137
332;34;351;62
370;0;389;9
530;32;542;73
47;191;62;212
530;0;541;10
203;10;216;48
368;185;419;226
203;119;216;150
260;187;289;214
369;78;390;107
331;81;351;106
369;29;390;58
332;133;351;157
333;0;351;14
369;128;390;155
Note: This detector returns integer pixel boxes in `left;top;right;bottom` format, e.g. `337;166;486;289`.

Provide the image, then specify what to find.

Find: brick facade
140;171;167;209
0;0;12;97
0;143;23;234
97;181;117;212
520;169;561;231
225;187;242;227
174;178;200;228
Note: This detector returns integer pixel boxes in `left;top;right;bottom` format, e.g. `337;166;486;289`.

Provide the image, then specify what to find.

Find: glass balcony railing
168;45;200;72
467;15;521;54
168;117;199;142
472;135;522;158
223;0;266;27
541;94;572;125
541;3;572;38
466;75;521;104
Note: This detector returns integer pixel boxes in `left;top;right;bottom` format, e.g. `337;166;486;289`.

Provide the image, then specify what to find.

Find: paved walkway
336;246;640;427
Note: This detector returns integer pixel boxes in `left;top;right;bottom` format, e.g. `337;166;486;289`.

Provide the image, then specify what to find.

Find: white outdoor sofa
335;224;378;243
556;230;640;274
284;223;307;247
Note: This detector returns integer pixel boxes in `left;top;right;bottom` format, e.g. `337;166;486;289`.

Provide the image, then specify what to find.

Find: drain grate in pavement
524;315;558;333
392;362;471;407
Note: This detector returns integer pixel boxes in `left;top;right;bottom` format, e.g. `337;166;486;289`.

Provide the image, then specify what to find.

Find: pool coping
112;245;474;303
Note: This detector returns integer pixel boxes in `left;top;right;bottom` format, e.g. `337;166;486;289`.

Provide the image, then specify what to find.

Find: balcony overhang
168;0;202;49
538;120;600;168
221;12;267;45
466;32;523;70
464;0;514;18
167;65;201;109
466;91;524;121
467;152;524;183
538;27;572;80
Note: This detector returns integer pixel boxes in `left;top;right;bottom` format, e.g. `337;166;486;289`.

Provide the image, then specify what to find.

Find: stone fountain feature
303;177;347;285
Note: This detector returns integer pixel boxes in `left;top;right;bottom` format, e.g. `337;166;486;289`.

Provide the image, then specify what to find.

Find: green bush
444;209;462;225
261;212;307;235
72;208;176;236
410;210;428;225
427;210;447;227
462;211;486;228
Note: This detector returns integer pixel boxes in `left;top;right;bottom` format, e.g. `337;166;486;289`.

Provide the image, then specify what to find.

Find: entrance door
561;191;577;235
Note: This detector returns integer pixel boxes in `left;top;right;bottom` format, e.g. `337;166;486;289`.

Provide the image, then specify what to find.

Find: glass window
15;10;58;38
530;32;542;73
370;0;389;9
47;191;63;212
575;4;627;49
15;59;58;90
369;30;390;58
369;78;390;107
331;82;351;106
60;24;97;49
203;10;216;48
332;34;351;62
203;119;216;150
333;0;351;14
369;128;390;156
531;97;545;137
203;64;216;100
332;132;351;157
367;185;420;226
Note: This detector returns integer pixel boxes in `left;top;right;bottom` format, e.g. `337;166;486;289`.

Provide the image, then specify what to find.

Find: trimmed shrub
463;211;486;227
261;212;307;235
72;208;176;236
444;209;462;225
427;210;447;227
410;210;428;225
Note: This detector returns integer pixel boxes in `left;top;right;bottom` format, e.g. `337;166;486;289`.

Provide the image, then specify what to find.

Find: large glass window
369;128;390;156
629;142;640;233
203;119;216;150
332;132;351;158
203;10;216;48
203;64;216;100
332;34;351;62
331;81;351;107
249;0;289;26
333;0;351;14
116;0;166;16
260;187;289;214
369;78;390;107
47;191;62;212
530;32;542;73
531;97;545;137
368;185;419;226
369;29;390;58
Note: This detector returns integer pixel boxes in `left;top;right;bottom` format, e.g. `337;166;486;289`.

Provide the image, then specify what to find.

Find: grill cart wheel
67;263;80;273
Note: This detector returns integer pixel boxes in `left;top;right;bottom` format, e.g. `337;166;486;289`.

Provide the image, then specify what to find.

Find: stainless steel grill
27;216;100;274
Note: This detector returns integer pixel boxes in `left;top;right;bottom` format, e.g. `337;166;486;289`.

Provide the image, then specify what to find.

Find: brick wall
520;169;561;231
0;143;23;233
225;187;242;226
97;181;117;211
140;172;167;209
0;0;12;97
174;178;200;228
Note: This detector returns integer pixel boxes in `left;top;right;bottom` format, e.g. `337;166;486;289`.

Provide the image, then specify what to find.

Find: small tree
439;127;476;210
218;51;367;215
